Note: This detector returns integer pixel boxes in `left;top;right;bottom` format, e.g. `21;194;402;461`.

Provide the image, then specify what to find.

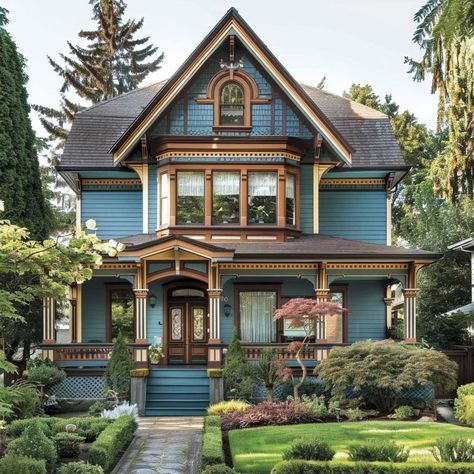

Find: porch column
403;288;418;343
69;285;78;343
315;289;329;342
134;289;148;367
207;289;222;368
42;297;55;360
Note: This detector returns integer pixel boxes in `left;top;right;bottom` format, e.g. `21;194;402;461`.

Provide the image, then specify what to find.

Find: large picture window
108;286;134;343
239;290;277;342
220;82;244;125
176;171;204;224
247;172;277;224
286;174;296;226
212;171;240;224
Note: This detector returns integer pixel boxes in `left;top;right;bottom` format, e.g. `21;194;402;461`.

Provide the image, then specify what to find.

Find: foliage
0;385;41;422
221;401;320;431
432;437;474;463
89;415;136;472
6;421;57;472
0;454;46;474
315;340;457;412
52;432;85;458
223;332;252;400
6;416;52;437
252;348;289;401
300;395;329;418
200;464;236;474
278;377;325;401
58;462;104;474
389;405;414;421
348;441;409;462
104;333;133;396
26;357;65;389
204;416;221;428
345;408;365;422
454;383;474;424
282;437;335;461
207;400;250;416
274;299;346;399
201;416;225;468
88;401;114;417
271;460;474;474
100;401;138;421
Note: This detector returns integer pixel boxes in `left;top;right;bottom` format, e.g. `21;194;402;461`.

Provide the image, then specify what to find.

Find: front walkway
112;417;204;474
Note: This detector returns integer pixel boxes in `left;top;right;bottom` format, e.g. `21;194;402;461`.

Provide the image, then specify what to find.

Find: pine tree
0;7;52;240
105;333;133;396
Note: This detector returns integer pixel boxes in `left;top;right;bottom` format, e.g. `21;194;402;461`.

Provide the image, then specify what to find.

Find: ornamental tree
273;298;346;400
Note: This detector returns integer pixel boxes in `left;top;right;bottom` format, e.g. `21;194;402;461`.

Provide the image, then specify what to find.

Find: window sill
213;126;252;132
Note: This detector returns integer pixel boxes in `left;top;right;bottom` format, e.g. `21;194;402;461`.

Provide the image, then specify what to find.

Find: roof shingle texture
60;80;404;169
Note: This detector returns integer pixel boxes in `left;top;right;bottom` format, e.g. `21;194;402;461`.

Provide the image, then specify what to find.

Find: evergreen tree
105;333;133;397
223;332;252;400
0;7;52;240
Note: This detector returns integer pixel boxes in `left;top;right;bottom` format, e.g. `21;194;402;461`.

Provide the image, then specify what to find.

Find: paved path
112;417;204;474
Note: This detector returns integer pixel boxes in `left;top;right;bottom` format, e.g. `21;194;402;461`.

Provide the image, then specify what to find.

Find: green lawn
228;421;474;474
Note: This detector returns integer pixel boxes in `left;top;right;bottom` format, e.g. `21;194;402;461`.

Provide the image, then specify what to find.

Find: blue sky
3;0;437;135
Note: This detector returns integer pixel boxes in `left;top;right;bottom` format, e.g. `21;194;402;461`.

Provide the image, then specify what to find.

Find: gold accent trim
133;289;149;299
327;263;408;270
81;179;142;186
100;263;137;270
207;289;223;298
320;178;385;186
219;263;318;270
156;151;301;162
402;288;418;298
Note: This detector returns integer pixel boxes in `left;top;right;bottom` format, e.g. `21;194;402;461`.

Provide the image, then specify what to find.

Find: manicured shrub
104;333;133;397
52;432;85;458
26;357;66;389
0;454;46;474
221;401;320;430
454;383;474;424
89;415;137;472
388;405;413;420
208;400;250;416
316;340;457;413
200;464;236;474
348;440;409;462
6;416;52;437
201;416;224;467
223;332;252;400
271;460;474;474
0;385;41;421
58;461;105;474
283;437;335;461
204;415;221;428
51;417;112;442
345;407;365;422
6;422;57;472
432;437;474;463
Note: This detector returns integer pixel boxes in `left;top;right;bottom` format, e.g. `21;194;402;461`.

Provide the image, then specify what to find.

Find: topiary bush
0;454;46;474
348;440;409;462
388;405;413;420
201;416;225;467
208;400;250;416
316;340;457;413
51;417;112;442
104;333;133;397
201;464;236;474
6;421;57;473
432;437;474;463
53;432;85;458
6;416;52;437
58;461;105;474
26;357;66;390
283;438;335;461
454;383;474;425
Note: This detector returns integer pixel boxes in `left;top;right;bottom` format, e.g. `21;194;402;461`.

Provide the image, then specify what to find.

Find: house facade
43;9;440;415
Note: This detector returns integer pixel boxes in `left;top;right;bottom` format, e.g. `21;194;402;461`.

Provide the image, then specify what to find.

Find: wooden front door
167;300;208;364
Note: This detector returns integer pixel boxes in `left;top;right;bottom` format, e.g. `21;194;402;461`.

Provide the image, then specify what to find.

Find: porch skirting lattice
52;376;105;399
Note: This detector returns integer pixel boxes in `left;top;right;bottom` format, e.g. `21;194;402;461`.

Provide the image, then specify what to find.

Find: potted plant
149;344;163;365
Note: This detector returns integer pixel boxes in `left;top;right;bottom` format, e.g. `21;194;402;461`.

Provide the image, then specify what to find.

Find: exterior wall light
149;294;157;308
223;303;232;317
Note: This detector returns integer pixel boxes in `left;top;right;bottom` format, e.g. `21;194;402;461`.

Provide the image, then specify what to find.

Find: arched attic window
220;82;244;126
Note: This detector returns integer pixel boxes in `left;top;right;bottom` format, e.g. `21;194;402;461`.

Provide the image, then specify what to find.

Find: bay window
247;172;277;224
176;171;204;224
212;171;240;224
286;174;296;226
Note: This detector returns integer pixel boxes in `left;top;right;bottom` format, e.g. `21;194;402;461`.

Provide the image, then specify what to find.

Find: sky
2;0;438;137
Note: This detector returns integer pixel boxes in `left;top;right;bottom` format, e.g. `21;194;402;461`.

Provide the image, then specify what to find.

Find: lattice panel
52;376;105;399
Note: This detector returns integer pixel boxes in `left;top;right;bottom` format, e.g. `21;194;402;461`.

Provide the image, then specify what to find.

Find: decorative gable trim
111;9;352;166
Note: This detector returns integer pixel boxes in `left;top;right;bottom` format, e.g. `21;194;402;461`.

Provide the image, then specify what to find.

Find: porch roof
116;233;442;261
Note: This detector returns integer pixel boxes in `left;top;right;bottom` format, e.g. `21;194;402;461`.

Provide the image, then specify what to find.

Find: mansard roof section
109;8;353;165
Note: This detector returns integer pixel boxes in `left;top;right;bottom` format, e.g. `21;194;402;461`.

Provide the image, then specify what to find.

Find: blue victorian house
42;9;440;415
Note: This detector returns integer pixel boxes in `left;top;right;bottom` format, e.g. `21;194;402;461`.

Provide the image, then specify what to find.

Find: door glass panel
110;288;134;342
170;307;183;341
192;307;205;341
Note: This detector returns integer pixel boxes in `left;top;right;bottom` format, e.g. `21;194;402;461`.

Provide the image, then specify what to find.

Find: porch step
145;367;210;416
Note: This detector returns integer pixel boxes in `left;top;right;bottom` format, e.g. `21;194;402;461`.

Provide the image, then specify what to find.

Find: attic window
220;82;244;125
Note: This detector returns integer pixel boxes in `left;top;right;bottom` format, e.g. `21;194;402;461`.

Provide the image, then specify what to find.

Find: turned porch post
315;262;329;342
403;288;418;343
133;288;149;366
384;285;394;334
42;296;56;360
69;284;78;343
207;288;222;368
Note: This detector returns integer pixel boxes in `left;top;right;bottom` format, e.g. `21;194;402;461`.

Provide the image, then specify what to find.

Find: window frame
247;171;278;225
219;82;245;126
175;170;206;225
159;171;169;227
285;172;296;227
329;285;348;343
105;283;135;343
211;170;241;225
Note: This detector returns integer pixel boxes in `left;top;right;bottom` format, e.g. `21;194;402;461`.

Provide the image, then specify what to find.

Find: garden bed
228;421;474;473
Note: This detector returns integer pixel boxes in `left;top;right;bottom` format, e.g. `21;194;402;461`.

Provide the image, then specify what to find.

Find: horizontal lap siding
319;191;386;243
300;164;313;234
82;279;108;342
82;191;142;240
148;166;157;233
147;281;163;343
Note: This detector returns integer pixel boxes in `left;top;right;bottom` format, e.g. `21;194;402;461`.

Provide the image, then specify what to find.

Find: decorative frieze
320;178;385;191
156;151;301;162
81;178;142;191
219;263;318;270
327;263;408;270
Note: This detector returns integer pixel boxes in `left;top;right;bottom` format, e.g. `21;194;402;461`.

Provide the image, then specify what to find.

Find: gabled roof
448;237;474;252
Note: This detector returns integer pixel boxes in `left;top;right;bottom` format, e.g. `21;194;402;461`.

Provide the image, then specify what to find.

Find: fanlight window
220;82;244;125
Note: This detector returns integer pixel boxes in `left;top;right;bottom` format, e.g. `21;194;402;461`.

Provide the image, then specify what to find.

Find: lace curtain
177;171;204;196
213;172;240;195
239;291;276;342
248;172;277;197
286;174;295;198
